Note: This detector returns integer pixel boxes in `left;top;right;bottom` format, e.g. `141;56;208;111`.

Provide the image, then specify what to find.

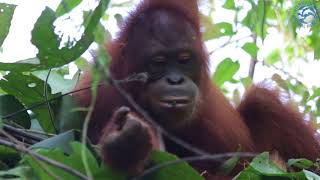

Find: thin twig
20;129;55;137
209;35;251;55
269;64;304;85
134;152;257;180
44;69;57;133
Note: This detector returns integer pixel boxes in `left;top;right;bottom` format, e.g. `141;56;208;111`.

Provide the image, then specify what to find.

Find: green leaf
236;171;262;180
212;58;240;87
242;9;255;30
94;22;111;44
200;13;214;41
0;0;110;71
310;26;320;60
265;49;281;65
0;3;16;47
31;0;110;68
241;1;268;40
0;95;31;128
242;42;259;58
0;145;19;162
217;155;240;175
309;88;320;100
25;142;126;180
56;0;82;17
145;151;203;180
303;170;320;179
236;153;310;179
287;159;314;169
256;0;266;39
74;57;90;71
223;0;235;10
0;72;57;133
240;77;253;88
212;22;235;38
0;166;33;179
250;152;286;175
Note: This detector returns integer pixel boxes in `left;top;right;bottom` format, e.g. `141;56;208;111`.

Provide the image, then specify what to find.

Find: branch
44;68;57;133
248;35;258;79
209;35;251;55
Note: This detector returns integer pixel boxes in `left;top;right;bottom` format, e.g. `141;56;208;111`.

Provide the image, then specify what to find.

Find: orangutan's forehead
127;8;198;57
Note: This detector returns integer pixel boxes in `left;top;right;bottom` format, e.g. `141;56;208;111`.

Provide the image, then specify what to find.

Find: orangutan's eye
178;52;192;63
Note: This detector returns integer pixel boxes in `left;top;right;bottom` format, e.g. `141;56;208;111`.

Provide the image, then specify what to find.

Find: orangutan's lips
159;97;191;108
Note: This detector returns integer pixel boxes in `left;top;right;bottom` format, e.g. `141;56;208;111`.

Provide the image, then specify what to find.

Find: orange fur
73;0;320;178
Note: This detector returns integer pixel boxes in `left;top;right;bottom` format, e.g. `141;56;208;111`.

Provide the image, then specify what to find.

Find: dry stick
20;128;55;137
3;124;45;142
134;152;257;180
0;136;88;180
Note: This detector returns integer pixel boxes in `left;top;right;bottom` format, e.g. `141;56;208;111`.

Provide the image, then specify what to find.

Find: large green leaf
0;3;16;47
212;58;240;87
0;0;110;71
0;72;57;133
